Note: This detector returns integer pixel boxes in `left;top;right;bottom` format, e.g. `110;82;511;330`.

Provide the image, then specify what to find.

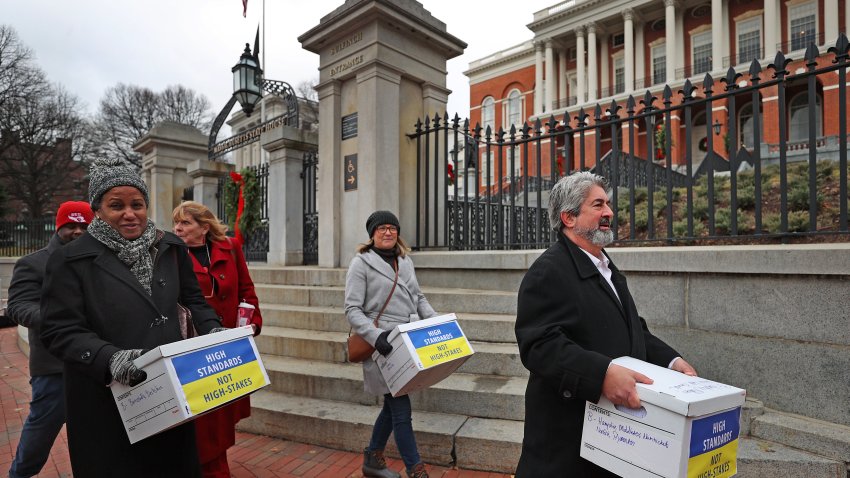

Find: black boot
362;448;401;478
406;462;429;478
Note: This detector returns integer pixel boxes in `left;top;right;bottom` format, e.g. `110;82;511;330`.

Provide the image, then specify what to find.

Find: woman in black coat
40;158;221;477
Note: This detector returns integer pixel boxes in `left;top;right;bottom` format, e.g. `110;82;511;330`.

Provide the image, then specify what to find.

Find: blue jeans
367;394;421;469
8;374;66;478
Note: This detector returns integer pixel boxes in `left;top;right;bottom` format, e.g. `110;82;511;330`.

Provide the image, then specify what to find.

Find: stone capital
574;26;586;38
585;22;599;35
622;8;635;22
664;0;679;8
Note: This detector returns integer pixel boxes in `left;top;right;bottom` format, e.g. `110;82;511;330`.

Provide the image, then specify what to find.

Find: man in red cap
6;200;93;478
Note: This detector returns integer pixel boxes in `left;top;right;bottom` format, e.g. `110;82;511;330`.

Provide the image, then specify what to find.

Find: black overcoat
40;231;221;478
514;234;679;477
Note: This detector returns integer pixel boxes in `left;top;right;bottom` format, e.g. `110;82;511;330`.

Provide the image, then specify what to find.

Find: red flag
229;171;245;243
242;0;247;17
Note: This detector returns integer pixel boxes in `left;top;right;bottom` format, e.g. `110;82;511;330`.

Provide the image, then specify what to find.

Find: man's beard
574;221;614;247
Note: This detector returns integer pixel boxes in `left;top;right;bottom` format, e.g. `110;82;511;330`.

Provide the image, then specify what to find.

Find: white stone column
635;22;645;90
534;41;544;115
576;27;586;104
711;0;723;70
262;125;318;265
587;23;598;102
675;3;685;75
558;49;567;107
600;35;609;97
665;0;677;83
624;9;635;94
825;0;839;43
315;80;341;268
545;40;555;113
765;0;779;57
187;159;231;213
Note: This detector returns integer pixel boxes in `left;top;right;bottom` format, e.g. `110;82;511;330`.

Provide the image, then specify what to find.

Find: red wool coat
189;237;263;465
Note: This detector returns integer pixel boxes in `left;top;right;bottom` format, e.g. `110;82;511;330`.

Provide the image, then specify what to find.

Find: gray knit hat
88;158;149;208
366;210;400;237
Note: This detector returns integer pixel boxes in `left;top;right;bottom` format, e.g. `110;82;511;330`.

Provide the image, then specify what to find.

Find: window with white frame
692;31;712;75
481;150;495;187
737;17;762;65
507;90;522;128
482;97;495;132
789;93;822;141
652;44;666;85
614;56;625;94
739;102;764;150
789;2;817;51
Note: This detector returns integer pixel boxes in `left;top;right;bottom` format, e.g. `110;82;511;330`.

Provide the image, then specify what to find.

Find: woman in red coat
173;201;263;478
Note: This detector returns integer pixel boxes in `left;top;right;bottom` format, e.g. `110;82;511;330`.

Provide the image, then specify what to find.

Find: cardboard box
580;357;746;478
110;326;270;443
373;313;474;397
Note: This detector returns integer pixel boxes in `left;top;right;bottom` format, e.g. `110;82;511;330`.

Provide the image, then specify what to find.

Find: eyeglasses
376;225;398;234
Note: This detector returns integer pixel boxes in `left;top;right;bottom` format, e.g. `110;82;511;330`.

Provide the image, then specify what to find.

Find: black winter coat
7;233;65;376
514;234;679;477
40;231;221;478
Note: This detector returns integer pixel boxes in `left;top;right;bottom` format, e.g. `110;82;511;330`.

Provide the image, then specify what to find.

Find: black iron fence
0;219;54;257
409;35;850;250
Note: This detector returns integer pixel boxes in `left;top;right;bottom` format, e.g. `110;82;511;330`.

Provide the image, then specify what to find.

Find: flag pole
260;0;267;165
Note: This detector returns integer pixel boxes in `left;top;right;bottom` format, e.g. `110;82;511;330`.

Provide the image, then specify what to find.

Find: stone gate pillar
262;125;319;265
136;121;208;229
186;159;231;213
299;0;466;267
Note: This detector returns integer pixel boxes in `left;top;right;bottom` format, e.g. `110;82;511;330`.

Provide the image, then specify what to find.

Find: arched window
739;102;764;150
507;90;522;128
789;93;822;142
482;97;495;132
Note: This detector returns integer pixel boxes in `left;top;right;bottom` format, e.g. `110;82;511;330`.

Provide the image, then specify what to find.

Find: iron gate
302;151;319;265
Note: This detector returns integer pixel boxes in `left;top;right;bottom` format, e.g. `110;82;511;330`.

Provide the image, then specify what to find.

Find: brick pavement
0;326;514;478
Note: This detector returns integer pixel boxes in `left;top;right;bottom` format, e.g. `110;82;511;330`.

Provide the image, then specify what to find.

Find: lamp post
232;44;262;117
207;41;300;160
712;119;722;136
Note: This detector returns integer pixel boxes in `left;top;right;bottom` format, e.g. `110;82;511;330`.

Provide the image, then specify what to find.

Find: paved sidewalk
0;326;514;477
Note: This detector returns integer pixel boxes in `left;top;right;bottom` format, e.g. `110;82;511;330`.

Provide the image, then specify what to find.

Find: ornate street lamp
712;119;722;136
232;44;262;116
208;39;301;160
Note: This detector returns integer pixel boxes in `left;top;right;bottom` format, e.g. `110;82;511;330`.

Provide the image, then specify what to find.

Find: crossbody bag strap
373;259;399;326
348;258;399;338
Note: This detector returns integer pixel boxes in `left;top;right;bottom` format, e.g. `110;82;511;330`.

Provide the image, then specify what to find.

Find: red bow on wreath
447;163;455;186
229;171;245;243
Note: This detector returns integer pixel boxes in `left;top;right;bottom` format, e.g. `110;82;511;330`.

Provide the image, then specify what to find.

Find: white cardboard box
373;313;474;397
110;326;270;443
580;357;746;478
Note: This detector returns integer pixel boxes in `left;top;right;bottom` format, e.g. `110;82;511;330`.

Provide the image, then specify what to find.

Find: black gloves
375;330;393;356
109;349;147;386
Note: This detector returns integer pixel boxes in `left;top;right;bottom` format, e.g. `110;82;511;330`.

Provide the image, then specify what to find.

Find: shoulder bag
347;259;398;363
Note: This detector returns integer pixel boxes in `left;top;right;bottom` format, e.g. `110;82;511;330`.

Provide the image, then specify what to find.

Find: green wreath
223;168;262;239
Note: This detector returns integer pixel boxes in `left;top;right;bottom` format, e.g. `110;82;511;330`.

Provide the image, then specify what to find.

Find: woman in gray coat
345;211;437;478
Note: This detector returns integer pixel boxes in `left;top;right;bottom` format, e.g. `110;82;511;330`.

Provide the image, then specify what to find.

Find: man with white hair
514;171;696;477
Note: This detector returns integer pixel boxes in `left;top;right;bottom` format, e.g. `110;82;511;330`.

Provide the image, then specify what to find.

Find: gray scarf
87;217;158;295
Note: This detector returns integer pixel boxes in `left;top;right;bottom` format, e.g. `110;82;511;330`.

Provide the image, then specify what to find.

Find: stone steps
261;355;527;420
260;303;517;343
254;326;526;377
254;284;517;314
245;265;849;474
239;390;846;476
236;389;523;473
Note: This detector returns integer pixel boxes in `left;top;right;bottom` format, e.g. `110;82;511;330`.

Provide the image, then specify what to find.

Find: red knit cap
55;201;94;230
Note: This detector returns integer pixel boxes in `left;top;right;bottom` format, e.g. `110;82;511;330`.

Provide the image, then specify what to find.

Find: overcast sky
7;0;555;124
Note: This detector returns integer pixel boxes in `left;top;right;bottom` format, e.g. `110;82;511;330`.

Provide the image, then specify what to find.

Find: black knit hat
366;210;400;237
88;157;149;208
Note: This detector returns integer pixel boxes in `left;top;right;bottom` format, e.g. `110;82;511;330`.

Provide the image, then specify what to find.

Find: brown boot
406;462;429;478
362;448;401;478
